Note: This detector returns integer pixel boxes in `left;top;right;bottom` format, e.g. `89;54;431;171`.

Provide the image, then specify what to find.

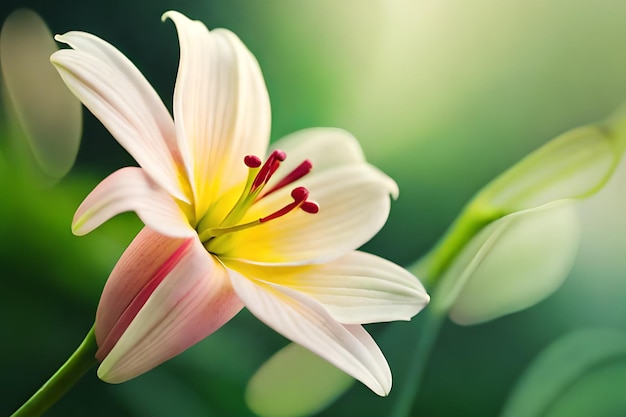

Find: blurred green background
2;1;626;416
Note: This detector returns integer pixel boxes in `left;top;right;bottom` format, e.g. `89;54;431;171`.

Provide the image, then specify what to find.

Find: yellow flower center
196;150;319;250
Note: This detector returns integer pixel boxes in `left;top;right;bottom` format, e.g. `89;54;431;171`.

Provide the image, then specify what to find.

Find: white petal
226;251;429;324
73;167;194;238
214;164;397;264
51;32;188;201
268;128;367;178
228;270;392;396
164;11;271;217
98;237;243;383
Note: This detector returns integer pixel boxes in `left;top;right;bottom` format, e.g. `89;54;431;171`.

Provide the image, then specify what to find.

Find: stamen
252;150;287;191
260;186;315;223
261;159;313;198
244;155;262;168
209;154;264;230
199;218;262;240
291;186;309;201
198;153;319;244
301;201;320;213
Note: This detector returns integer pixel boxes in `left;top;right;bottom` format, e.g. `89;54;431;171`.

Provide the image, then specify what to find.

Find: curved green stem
422;203;498;288
389;205;496;417
11;326;98;417
390;297;446;417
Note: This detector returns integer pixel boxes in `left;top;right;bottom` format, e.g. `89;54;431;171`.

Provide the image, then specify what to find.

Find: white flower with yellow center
51;11;429;396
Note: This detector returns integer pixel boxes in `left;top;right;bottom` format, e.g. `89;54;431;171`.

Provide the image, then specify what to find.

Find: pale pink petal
95;228;188;348
51;32;188;201
73;167;194;238
228;270;392;396
97;236;243;383
213;164;398;264
226;251;428;324
164;11;271;218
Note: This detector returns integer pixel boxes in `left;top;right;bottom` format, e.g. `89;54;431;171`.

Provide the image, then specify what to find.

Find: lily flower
51;11;429;396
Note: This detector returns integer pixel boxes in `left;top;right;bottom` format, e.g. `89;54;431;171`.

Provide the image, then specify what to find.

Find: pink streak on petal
96;236;193;360
95;228;187;348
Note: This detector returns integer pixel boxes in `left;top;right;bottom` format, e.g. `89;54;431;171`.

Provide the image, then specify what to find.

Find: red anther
260;186;312;223
252;150;288;190
290;186;309;202
266;150;286;179
261;159;313;197
244;155;262;168
301;201;320;214
273;150;287;161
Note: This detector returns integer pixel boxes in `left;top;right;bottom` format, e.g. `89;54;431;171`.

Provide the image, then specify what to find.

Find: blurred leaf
433;201;579;325
0;8;82;179
0;161;140;302
501;328;626;417
246;343;354;417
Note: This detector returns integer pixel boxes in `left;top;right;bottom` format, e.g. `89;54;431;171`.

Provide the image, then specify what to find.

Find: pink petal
164;11;271;218
72;167;194;238
228;269;392;396
97;231;243;383
51;32;188;202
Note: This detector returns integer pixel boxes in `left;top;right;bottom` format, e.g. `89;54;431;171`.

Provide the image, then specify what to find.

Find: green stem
11;326;98;417
389;204;497;417
389;299;446;417
422;203;498;288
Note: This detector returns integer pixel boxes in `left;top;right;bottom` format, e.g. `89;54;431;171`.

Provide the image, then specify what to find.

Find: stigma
197;150;319;242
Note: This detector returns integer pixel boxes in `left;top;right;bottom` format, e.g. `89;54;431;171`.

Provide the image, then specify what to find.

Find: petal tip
96;362;126;384
372;368;392;397
161;10;192;26
389;182;400;200
71;216;88;236
160;10;175;23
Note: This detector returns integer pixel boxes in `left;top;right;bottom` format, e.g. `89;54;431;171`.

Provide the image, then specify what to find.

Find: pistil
251;150;287;191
